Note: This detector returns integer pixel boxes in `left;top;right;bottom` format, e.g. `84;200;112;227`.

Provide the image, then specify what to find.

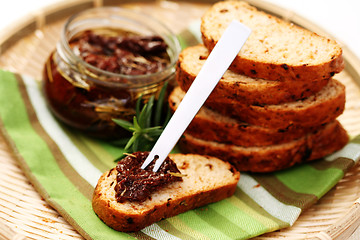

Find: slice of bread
92;153;240;232
177;44;329;105
201;1;344;82
179;121;349;172
205;79;345;129
169;86;321;147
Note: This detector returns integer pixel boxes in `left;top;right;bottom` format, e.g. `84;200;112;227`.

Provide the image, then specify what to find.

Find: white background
0;0;359;60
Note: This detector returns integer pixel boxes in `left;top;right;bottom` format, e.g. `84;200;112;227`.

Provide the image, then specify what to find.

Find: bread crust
205;79;345;129
177;45;330;105
226;53;344;82
179;121;349;172
169;87;321;147
201;1;344;82
92;154;240;232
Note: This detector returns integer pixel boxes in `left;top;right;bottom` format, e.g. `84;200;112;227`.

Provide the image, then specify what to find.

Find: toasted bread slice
169;86;321;147
205;79;345;129
179;121;349;172
92;153;240;232
177;44;329;105
201;1;344;82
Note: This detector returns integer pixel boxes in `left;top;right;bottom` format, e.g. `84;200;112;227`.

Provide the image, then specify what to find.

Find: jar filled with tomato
43;7;181;139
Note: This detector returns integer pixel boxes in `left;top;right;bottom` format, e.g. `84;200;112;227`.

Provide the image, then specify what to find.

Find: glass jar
43;7;181;139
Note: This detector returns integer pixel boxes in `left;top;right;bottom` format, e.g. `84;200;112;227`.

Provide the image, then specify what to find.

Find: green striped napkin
1;69;360;240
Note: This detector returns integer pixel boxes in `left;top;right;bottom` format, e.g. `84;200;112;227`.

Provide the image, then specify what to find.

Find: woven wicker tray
1;0;360;239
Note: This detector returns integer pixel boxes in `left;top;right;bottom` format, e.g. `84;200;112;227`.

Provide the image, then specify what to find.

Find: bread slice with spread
92;152;240;232
201;0;344;82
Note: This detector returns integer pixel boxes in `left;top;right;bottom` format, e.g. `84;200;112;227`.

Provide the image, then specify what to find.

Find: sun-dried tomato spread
71;30;170;76
114;152;182;203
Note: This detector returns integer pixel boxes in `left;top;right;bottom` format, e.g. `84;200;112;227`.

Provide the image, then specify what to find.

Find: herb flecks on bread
92;153;240;232
201;1;344;82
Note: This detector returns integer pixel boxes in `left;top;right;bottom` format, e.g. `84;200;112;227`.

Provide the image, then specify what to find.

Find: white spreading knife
141;20;251;172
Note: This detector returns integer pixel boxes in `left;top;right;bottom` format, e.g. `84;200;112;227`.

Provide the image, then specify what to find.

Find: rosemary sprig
113;82;171;158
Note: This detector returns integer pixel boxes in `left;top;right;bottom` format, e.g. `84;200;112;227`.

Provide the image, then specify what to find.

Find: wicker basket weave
1;0;360;239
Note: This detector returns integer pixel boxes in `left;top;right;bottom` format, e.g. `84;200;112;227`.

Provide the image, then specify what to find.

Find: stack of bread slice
171;0;349;172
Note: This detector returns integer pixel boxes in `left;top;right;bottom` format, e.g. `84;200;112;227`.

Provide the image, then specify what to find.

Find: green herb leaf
112;118;134;131
124;133;137;150
135;94;143;116
154;81;168;126
145;95;155;127
133;116;141;131
141;126;162;133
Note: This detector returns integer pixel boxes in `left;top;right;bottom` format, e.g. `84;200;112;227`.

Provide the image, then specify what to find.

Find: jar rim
59;7;181;87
